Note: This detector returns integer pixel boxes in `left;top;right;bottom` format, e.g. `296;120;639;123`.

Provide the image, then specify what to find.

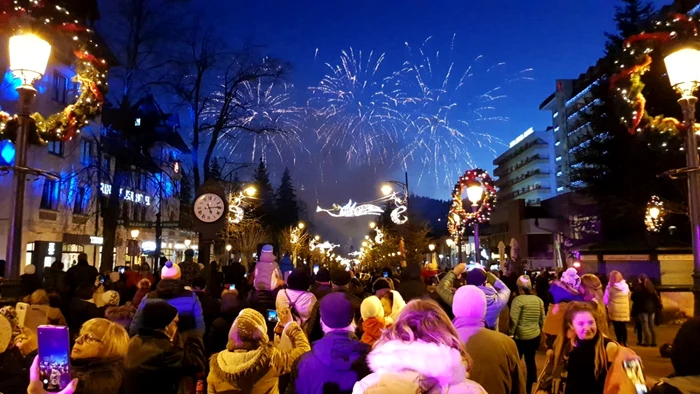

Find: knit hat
109;272;121;283
361;296;384;320
561;267;580;288
161;261;181;280
287;268;311;291
0;314;11;353
24;264;36;275
102;290;120;307
331;269;351;287
141;300;178;330
465;268;487;286
315;267;331;283
517;275;533;291
452;285;487;319
320;292;354;329
373;277;392;293
228;308;268;350
137;278;151;289
259;244;277;263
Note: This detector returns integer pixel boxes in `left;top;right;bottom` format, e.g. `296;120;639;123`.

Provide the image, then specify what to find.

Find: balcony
494;138;548;166
497;168;550;190
494;153;549;177
499;184;550;202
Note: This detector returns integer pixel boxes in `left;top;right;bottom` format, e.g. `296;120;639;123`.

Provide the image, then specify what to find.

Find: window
555;156;562;162
48;140;64;156
555;140;561;146
40;180;59;210
554;126;560;132
556;171;563;177
73;185;89;215
53;71;68;104
553;111;559;119
80;140;93;165
101;156;111;176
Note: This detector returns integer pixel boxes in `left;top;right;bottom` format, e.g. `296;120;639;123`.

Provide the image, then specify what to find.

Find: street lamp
428;244;436;252
225;244;232;252
664;46;700;315
184;239;192;248
369;222;376;229
5;33;51;278
130;229;140;239
466;180;484;264
649;206;661;220
244;186;257;197
297;222;305;230
380;184;393;196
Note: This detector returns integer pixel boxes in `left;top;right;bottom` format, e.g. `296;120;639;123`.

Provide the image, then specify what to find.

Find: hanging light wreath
0;1;108;144
610;13;700;135
447;168;496;238
645;195;665;232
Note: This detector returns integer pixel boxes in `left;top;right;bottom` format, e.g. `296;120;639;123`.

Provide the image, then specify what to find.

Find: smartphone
37;326;71;392
313;265;319;275
118;267;126;274
266;309;278;323
623;359;647;394
383;272;388;278
229;284;236;290
15;302;28;326
100;276;105;284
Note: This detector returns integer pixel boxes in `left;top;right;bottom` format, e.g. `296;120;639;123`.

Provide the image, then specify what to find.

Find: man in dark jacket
125;301;206;394
192;276;220;337
287;292;371;394
396;263;428;302
179;249;200;287
310;267;332;299
66;253;98;296
330;270;362;323
129;261;205;336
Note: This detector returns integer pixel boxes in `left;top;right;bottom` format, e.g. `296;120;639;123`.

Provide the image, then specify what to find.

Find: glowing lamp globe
369;222;376;229
314;235;320;241
225;244;232;252
297;222;305;230
184;239;191;247
9;33;52;85
446;239;455;247
665;48;700;96
428;244;436;252
649;206;661;220
466;181;484;205
130;229;140;239
381;184;393;196
244;186;257;197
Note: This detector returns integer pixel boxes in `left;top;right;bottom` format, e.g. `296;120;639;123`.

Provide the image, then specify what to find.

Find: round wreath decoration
610;13;700;135
0;1;108;145
447;168;496;239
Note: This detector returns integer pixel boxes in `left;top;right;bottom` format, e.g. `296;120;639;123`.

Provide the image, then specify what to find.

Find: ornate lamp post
664;47;700;315
5;33;51;278
466;180;485;264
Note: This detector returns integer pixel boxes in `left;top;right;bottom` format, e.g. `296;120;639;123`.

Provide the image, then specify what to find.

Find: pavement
533;324;679;387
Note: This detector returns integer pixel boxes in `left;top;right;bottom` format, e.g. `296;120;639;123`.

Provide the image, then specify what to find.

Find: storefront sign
90;236;103;245
602;254;649;261
100;183;151;206
658;254;693;261
581;255;598;261
48;242;56;256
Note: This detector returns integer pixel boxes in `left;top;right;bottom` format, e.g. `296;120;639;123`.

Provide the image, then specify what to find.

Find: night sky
193;0;670;243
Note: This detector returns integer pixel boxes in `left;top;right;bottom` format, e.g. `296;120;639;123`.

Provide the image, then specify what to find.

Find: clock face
193;193;225;223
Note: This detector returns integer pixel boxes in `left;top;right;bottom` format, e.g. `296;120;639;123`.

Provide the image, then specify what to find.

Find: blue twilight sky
195;0;669;202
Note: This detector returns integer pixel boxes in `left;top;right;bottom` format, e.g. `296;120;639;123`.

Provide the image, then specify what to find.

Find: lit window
554;126;560;132
53;71;68;104
48;140;64;156
40;180;60;210
73;185;90;215
555;141;561;146
135;118;141;126
555;156;562;162
557;187;564;192
553;112;559;118
557;171;563;177
80;140;93;165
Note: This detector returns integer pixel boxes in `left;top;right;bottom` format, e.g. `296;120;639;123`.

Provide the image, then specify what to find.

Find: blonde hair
80;318;129;359
580;274;604;303
553;302;608;378
375;299;472;372
608;271;623;285
28;289;49;305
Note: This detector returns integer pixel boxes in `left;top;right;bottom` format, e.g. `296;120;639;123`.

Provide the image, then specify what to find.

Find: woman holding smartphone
70;318;129;394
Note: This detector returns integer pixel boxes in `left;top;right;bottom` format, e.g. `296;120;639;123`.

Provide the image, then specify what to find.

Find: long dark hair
639;274;656;295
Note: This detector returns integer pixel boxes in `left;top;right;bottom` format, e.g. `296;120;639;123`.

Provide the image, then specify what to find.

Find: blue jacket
130;279;205;336
279;255;294;274
549;280;584;304
287;331;371;394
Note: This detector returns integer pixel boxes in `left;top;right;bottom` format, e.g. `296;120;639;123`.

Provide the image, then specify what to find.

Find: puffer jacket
129;279;205;336
254;261;283;291
352;340;486;394
604;281;631;322
542;280;584;336
207;322;310;394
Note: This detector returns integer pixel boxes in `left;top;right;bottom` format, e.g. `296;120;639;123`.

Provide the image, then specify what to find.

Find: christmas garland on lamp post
0;0;108;144
447;168;496;239
610;13;700;135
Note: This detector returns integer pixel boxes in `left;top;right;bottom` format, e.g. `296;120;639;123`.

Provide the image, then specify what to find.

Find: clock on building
193;193;225;223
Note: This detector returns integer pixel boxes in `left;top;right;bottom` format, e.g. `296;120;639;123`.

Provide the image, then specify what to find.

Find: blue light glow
0;141;15;164
1;70;20;101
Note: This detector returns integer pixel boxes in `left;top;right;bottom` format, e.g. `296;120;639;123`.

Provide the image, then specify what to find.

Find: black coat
66;262;98;294
20;273;43;296
0;348;34;394
124;330;206;394
207;295;246;356
396;264;428;302
194;290;221;335
71;357;124;394
68;298;102;337
631;283;659;315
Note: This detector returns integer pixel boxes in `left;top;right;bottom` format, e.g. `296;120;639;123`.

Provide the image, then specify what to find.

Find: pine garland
447;168;496;239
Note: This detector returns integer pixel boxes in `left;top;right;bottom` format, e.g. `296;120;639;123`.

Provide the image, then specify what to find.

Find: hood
153;279;186;299
401;264;422;281
660;376;700;394
610;281;630;294
550;280;583;304
389;290;406;320
313;331;370;369
368;340;466;388
212;345;274;388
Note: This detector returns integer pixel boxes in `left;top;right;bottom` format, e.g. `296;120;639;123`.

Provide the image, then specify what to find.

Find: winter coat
605;282;631;322
650;376;700;394
195;290;221;335
129;279;205;336
310;282;333;300
361;317;385;346
207;295;247;356
20;273;42;296
509;294;545;341
124;329;206;394
71;357;124;394
179;260;201;287
43;267;68;294
542;280;584;336
222;262;247;290
436;271;510;330
453;317;526;394
287;331;371;394
632;283;659;315
277;289;317;328
279;255;294;276
0;347;34;394
207;322;311;394
68;298;102;337
132;286;150;307
352;340;486;394
396;264;428;302
254;261;284;291
66;261;98;294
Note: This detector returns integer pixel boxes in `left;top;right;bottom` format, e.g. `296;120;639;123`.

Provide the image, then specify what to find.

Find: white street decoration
316;200;384;217
374;227;385;244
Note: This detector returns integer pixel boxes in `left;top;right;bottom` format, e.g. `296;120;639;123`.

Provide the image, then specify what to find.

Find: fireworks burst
308;48;408;164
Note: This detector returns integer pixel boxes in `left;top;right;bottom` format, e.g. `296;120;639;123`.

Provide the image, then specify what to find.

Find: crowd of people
0;247;698;394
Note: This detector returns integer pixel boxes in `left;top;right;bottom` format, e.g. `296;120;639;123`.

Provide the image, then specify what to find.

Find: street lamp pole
472;205;480;264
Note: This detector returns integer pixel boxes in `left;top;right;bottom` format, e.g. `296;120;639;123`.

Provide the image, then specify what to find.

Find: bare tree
278;225;309;266
224;219;267;268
